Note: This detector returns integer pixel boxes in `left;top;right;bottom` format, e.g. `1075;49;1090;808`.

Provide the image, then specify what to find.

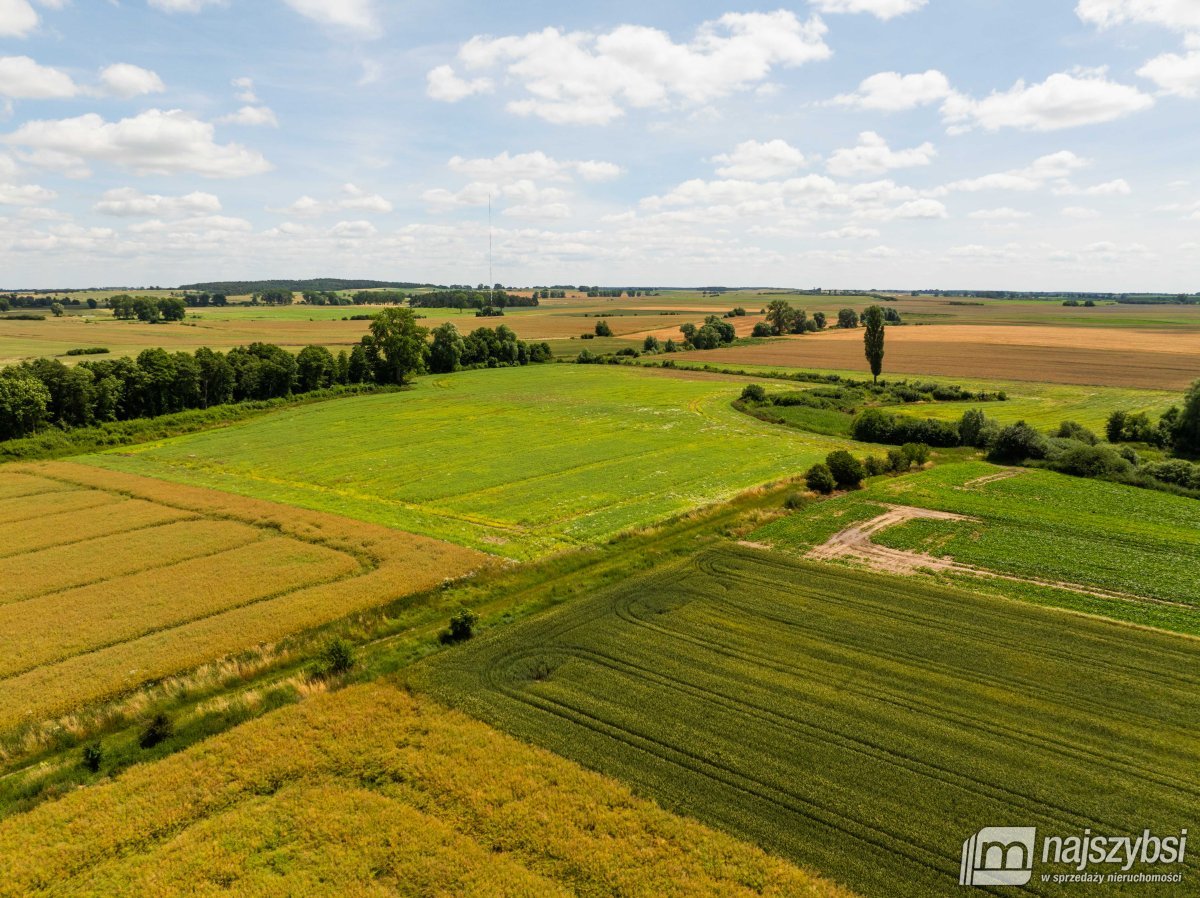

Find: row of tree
111;296;188;323
0;311;550;441
408;290;540;310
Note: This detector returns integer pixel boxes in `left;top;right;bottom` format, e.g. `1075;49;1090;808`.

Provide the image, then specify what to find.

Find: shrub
958;409;987;447
886;447;911;473
751;322;773;338
902;443;931;466
642;335;661;353
139;713;174;749
1050;444;1134;479
989;422;1049;463
805;463;836;494
318;638;355;677
863;456;888;477
784;492;807;510
740;384;767;403
1106;410;1127;443
440;608;479;645
65;347;111;357
82;742;103;772
825;450;864;489
594;319;613;337
1056;420;1098;445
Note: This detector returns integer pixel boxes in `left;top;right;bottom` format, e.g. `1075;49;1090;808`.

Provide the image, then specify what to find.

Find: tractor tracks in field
806;504;1191;610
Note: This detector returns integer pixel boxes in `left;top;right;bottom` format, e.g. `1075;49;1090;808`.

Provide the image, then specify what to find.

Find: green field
82;365;856;558
412;545;1200;898
755;462;1200;633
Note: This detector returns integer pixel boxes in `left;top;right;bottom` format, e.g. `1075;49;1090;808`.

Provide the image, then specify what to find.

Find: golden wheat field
0;684;855;898
0;463;484;733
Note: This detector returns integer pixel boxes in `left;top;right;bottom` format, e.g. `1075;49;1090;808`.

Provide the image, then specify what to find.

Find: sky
0;0;1198;291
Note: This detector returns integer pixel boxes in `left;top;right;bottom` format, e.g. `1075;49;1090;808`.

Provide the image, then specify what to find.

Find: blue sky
0;0;1197;290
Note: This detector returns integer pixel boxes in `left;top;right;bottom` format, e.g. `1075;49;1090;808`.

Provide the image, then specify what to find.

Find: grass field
0;684;853;898
81;365;857;558
0;462;482;733
412;545;1200;898
754;462;1200;633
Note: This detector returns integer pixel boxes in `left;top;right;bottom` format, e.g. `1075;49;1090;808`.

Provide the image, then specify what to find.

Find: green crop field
412;545;1200;898
755;462;1200;633
81;365;857;558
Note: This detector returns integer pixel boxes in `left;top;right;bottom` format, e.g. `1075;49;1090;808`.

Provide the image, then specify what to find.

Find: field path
806;504;1191;609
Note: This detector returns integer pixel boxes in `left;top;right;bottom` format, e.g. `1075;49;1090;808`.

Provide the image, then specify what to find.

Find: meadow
0;684;853;898
412;545;1200;898
81;364;857;558
754;461;1200;633
0;462;482;734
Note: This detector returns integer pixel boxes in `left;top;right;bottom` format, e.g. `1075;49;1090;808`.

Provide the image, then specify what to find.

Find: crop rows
413;545;1200;898
0;462;484;733
0;685;851;898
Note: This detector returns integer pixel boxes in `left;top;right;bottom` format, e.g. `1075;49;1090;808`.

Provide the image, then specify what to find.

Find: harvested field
413;545;1200;898
0;685;853;898
680;325;1200;389
0;462;483;732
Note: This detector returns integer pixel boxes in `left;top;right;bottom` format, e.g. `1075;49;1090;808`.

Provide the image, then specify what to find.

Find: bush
139;713;174;749
594;319;613;337
902;443;931;466
958;409;987;447
989;422;1049;463
1140;459;1200;489
863;455;888;477
65;347;110;357
642;335;661;353
751;322;773;338
82;742;103;772
740;384;767;403
439;608;479;645
784;492;808;510
850;408;960;447
1050;444;1133;479
825;450;864;489
886;447;911;473
1056;420;1098;445
805;463;836;494
318;638;355;677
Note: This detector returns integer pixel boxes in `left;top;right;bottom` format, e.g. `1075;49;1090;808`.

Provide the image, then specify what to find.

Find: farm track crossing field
0;685;854;898
681;325;1200;390
754;462;1200;633
82;364;858;558
412;546;1200;898
0;462;483;734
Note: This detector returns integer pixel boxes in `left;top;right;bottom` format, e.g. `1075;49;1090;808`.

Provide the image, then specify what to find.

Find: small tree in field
82;742;103;772
863;305;885;384
594;319;613;337
139;713;174;749
440;608;479;644
805;463;836;494
825;451;864;489
319;638;355;677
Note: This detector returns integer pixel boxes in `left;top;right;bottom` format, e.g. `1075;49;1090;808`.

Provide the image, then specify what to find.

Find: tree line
408;290;539;310
0;310;550;441
110;296;188;323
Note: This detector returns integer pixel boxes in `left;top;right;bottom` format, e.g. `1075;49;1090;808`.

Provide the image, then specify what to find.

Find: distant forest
178;279;436;295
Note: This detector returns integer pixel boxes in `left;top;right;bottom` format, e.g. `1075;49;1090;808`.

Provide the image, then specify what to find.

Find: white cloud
0;56;77;99
0;181;54;205
219;105;279;127
826;131;936;177
941;151;1091;192
5;109;272;178
279;183;392;217
232;76;257;102
811;0;927;20
712;139;807;179
860;198;948;220
1053;178;1132;196
330;219;378;238
0;0;42;38
967;207;1032;220
1076;0;1200;31
446;151;622;184
1138;37;1200;97
943;70;1154;131
820;225;881;239
281;0;380;38
830;69;953;110
148;0;227;11
426;65;493;102
94;187;222;217
129;214;250;234
97;63;165;98
432;11;830;124
423;179;570;218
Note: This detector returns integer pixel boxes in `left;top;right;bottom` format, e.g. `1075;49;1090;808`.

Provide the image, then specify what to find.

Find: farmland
81;364;857;558
0;684;852;898
0;462;482;733
412;545;1200;898
754;461;1200;634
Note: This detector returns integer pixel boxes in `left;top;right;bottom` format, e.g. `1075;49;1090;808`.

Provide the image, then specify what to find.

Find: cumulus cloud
280;0;380;38
219;105;279;126
826;131;936;177
830;69;953;111
1052;178;1132;196
967;207;1032;220
429;11;831;124
1138;36;1200;97
5;109;272;178
423;179;571;219
97;64;165;98
446;151;622;183
0;0;60;38
93;187;222;217
811;0;927;20
940;150;1091;192
712;139;807;179
943;70;1154;132
0;56;76;99
1076;0;1200;31
279;183;392;217
0;181;54;205
820;225;881;239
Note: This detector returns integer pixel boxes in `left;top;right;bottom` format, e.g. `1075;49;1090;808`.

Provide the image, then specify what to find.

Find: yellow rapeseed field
0;685;856;898
0;462;485;732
